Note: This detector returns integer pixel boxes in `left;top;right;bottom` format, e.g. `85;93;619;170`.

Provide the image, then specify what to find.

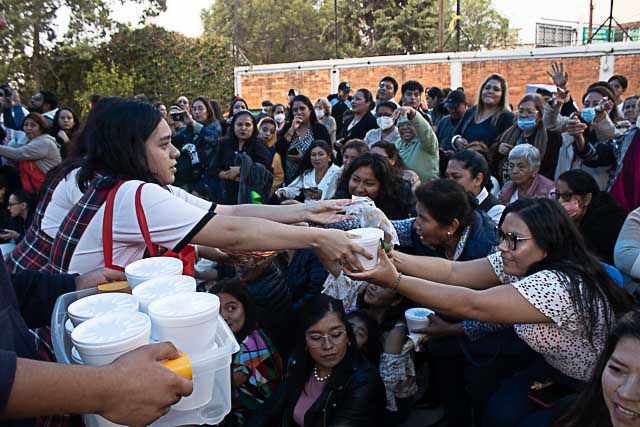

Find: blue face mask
580;108;596;124
516;117;537;132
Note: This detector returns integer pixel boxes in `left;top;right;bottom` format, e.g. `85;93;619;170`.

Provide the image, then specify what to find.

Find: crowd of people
1;61;640;427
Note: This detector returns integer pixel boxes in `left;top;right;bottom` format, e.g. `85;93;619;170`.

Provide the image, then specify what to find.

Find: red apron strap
102;181;128;271
134;183;158;257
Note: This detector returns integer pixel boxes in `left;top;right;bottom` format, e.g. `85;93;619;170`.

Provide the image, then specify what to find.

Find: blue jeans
484;355;581;427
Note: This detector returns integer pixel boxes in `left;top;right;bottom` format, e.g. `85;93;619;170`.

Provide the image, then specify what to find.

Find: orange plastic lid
161;353;192;380
97;281;131;294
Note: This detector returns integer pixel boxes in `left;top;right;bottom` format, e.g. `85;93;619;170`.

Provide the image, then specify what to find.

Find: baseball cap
444;90;467;109
338;82;351;92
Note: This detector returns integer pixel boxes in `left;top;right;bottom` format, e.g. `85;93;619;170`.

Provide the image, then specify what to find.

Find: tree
0;0;166;92
74;61;138;115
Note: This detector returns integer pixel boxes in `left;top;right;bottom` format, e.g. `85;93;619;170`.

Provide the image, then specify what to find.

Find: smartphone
170;112;184;122
288;147;300;155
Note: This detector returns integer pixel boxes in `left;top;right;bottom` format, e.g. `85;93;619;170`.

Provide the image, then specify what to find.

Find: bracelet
391;272;403;292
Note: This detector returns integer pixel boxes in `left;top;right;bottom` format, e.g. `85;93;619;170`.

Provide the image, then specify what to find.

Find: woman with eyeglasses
498;144;555;205
348;197;634;427
247;294;385;426
493;94;563;184
555;169;626;265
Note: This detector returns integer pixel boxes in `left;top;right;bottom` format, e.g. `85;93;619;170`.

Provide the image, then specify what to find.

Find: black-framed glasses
495;227;533;251
305;330;347;348
551;190;574;202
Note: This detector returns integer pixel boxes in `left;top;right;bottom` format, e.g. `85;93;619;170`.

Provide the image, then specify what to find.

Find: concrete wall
234;42;640;109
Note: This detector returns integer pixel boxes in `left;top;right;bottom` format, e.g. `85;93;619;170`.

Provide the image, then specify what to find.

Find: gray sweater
614;207;640;279
0;133;61;173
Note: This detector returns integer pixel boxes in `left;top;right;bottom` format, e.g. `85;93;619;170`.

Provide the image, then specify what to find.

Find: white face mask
377;116;394;130
636;115;640;129
274;113;285;123
315;109;325;119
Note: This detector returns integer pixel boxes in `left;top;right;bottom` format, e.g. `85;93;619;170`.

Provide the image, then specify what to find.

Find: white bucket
71;311;151;366
405;307;435;333
124;257;184;289
172;342;218;411
133;275;197;314
348;227;384;270
148;292;220;354
67;293;139;327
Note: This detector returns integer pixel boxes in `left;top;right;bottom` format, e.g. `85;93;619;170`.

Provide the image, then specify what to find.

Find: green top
394;113;439;183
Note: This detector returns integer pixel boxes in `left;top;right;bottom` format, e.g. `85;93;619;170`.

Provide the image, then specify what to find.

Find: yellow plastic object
161;353;192;380
97;281;131;294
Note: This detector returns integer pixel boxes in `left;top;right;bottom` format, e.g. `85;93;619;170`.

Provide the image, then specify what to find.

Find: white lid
350;227;384;243
405;307;434;319
125;257;183;278
68;293;139;322
133;275;196;303
71;311;150;351
148;292;219;327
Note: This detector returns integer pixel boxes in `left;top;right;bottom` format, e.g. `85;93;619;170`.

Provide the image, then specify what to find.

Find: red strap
134;184;159;257
102;181;128;271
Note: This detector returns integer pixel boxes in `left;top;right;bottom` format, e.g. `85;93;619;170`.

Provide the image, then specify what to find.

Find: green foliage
73;61;138;116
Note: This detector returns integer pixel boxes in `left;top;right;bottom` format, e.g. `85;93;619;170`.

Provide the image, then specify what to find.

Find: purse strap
134;183;159;257
102;180;128;271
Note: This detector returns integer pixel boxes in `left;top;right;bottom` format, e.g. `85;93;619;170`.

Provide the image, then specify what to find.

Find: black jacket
338;112;378;142
247;348;386;427
581;192;627;265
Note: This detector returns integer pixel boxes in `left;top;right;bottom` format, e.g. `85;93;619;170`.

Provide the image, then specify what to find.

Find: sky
98;0;640;43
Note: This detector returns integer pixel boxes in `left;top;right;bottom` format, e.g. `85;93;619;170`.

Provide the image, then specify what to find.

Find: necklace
313;366;331;382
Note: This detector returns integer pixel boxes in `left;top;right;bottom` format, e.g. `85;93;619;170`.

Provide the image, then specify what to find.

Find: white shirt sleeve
168;185;214;210
42;168;85;238
278;173;305;199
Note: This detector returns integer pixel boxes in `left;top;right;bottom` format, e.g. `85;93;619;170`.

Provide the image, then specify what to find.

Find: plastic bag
344;197;399;245
322;272;367;309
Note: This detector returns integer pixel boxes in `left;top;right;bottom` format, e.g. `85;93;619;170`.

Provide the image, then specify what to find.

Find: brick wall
235;43;640;109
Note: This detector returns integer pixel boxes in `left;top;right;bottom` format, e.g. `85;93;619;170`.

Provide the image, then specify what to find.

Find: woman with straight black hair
348;197;635;426
216;110;272;204
370;141;420;191
40;99;368;276
277;95;331;184
334;152;414;220
50;107;81;158
551;309;640;427
555;169;626;264
446;149;505;223
336;88;378;149
247;294;386;426
172;96;222;196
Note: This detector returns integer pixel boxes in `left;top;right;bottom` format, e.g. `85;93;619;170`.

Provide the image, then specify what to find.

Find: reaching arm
391;251;501;289
0;138;50;161
214;199;353;225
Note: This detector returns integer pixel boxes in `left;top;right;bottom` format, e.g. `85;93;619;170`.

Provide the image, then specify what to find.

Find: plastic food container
67;293;139;327
405;307;435;333
133;275;197;314
124;257;184;289
71;311;151;366
349;227;384;270
148;292;220;354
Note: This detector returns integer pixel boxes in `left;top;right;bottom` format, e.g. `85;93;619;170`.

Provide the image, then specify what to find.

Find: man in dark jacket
328;82;353;138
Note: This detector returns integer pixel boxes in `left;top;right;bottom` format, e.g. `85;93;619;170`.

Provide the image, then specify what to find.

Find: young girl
213;282;283;425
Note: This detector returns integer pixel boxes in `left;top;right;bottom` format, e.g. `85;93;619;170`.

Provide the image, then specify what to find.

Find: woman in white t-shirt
347;197;633;426
49;100;370;276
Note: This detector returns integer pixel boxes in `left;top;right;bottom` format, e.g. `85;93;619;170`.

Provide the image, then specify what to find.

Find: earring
447;231;452;236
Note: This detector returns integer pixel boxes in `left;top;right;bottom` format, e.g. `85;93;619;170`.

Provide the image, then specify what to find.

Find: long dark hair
299;140;334;173
78;100;164;188
210;282;258;343
449;149;492;190
191;96;217;125
415;179;477;231
227;110;259;143
552;309;640;427
346;310;382;367
337;152;406;215
51;107;81;139
228;97;248;118
500;198;634;345
287;95;319;125
289;295;355;396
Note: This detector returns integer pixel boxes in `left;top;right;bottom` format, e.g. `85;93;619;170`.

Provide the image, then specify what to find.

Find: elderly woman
498;144;554;205
314;98;337;145
555;169;626;265
393;106;439;183
494;94;563;184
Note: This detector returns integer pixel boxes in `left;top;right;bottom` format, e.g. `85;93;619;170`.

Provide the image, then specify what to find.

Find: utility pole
438;0;444;52
587;0;593;43
232;0;238;64
334;0;338;58
456;0;461;52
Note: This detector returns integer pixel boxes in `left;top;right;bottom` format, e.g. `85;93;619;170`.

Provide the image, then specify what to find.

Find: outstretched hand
547;61;568;89
305;199;356;224
344;245;398;288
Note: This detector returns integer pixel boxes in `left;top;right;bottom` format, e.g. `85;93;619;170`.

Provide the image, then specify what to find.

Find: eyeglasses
305;330;347;348
495;227;533;251
551;190;574;202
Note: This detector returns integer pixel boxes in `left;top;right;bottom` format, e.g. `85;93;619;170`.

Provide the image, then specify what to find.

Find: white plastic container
405;307;435;333
133;275;197;314
67;293;139;327
148;292;220;354
71;311;151;366
349;227;385;270
172;342;217;411
124;257;183;289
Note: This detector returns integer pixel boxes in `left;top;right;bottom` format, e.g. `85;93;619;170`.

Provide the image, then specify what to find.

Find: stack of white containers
64;257;235;427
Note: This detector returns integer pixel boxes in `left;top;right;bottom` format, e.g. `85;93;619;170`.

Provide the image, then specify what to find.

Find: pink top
293;376;327;426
